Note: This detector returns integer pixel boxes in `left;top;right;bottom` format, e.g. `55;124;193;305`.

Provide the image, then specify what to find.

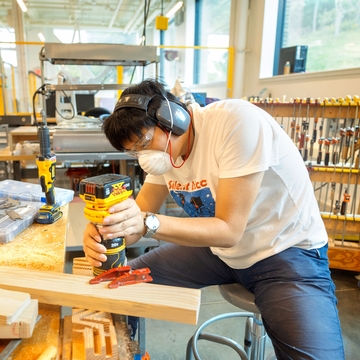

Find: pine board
0;266;201;325
0;288;31;324
0;299;38;338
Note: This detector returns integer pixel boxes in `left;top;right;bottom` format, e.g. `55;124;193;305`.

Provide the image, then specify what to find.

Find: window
194;0;231;84
275;0;360;74
0;29;16;66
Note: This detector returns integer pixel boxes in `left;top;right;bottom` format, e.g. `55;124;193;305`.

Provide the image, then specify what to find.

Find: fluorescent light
38;32;45;42
166;1;183;18
16;0;27;13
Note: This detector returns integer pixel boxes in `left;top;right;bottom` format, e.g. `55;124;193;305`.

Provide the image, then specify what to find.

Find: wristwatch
143;212;160;238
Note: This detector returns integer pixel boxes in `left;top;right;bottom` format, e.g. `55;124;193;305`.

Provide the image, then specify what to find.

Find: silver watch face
145;214;160;230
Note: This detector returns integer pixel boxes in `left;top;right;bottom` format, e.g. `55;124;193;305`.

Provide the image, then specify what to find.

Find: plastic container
0;180;74;207
0;195;43;243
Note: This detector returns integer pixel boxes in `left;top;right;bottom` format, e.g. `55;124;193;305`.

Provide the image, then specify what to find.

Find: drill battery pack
79;173;132;223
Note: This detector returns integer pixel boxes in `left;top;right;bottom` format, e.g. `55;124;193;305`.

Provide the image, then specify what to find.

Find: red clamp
89;266;153;289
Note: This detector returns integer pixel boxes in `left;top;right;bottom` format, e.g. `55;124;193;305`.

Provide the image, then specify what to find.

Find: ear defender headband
113;94;191;136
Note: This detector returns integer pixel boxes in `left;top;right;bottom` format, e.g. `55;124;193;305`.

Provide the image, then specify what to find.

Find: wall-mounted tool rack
252;96;360;272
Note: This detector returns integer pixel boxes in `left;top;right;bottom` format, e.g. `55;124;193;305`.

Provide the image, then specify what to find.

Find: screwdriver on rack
355;126;360;168
342;127;354;163
317;137;325;164
331;137;340;165
303;134;310;161
333;200;340;215
290;118;296;141
340;189;350;215
312;117;318;143
338;128;346;163
324;138;331;166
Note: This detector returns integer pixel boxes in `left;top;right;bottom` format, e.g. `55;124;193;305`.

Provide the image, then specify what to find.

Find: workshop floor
124;249;360;360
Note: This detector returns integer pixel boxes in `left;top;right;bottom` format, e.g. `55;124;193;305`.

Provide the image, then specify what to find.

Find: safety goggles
124;127;155;158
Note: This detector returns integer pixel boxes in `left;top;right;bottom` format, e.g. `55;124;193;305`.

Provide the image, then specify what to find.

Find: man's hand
83;222;107;267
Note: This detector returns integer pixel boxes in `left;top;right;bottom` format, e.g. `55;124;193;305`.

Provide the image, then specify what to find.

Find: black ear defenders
113;94;191;136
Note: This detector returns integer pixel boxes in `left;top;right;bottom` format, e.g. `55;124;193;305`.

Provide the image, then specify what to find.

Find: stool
186;284;275;360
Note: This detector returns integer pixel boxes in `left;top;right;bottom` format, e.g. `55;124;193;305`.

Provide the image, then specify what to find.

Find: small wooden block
0;299;38;338
0;288;31;325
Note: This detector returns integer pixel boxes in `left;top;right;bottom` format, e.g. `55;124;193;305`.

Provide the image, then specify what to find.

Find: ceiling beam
123;2;145;34
108;0;124;28
128;0;178;34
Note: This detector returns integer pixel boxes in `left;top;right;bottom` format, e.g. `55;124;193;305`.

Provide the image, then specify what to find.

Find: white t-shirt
145;100;328;269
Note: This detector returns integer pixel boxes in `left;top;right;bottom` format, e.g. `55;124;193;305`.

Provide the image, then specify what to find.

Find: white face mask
138;150;173;175
138;130;173;176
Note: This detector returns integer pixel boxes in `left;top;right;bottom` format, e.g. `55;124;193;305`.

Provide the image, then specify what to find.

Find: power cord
32;83;50;126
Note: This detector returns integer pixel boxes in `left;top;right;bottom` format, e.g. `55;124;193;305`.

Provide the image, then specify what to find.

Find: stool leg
187;312;254;360
186;336;194;360
250;313;267;360
244;317;253;357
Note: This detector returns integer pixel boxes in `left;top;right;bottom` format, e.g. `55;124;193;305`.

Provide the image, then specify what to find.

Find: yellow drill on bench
79;174;132;276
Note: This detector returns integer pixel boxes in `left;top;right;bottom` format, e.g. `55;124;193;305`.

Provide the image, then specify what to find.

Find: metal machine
39;43;160;153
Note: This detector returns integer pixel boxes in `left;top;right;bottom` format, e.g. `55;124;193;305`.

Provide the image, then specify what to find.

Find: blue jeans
129;243;345;360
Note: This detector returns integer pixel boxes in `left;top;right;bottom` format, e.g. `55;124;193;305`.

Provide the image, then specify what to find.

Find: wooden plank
328;246;360;272
0;300;38;338
0;266;201;325
0;288;31;324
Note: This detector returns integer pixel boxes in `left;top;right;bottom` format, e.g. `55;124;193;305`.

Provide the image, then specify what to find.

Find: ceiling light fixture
16;0;27;13
38;32;45;42
166;1;183;18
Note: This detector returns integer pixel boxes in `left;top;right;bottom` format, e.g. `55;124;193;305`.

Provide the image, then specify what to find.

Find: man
83;79;344;359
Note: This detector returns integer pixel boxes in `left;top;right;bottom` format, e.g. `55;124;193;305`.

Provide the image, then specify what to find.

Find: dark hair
102;78;180;152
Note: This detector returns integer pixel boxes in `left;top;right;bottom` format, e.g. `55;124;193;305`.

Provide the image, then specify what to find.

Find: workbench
0;198;202;360
0;204;68;359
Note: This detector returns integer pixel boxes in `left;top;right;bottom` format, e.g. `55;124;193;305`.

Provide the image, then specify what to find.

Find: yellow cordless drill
35;110;63;224
79;174;132;276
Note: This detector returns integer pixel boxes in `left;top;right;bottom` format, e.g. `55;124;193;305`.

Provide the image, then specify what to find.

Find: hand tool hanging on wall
324;138;331;166
290;101;296;141
331;137;340;165
317;137;325;164
303;134;310;161
343;127;354;163
340;189;351;216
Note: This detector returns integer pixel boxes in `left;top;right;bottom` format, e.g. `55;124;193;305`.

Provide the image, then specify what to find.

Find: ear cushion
156;100;190;136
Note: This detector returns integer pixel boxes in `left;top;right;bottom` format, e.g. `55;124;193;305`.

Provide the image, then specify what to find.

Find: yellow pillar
117;66;123;100
226;47;234;99
0;77;4;115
